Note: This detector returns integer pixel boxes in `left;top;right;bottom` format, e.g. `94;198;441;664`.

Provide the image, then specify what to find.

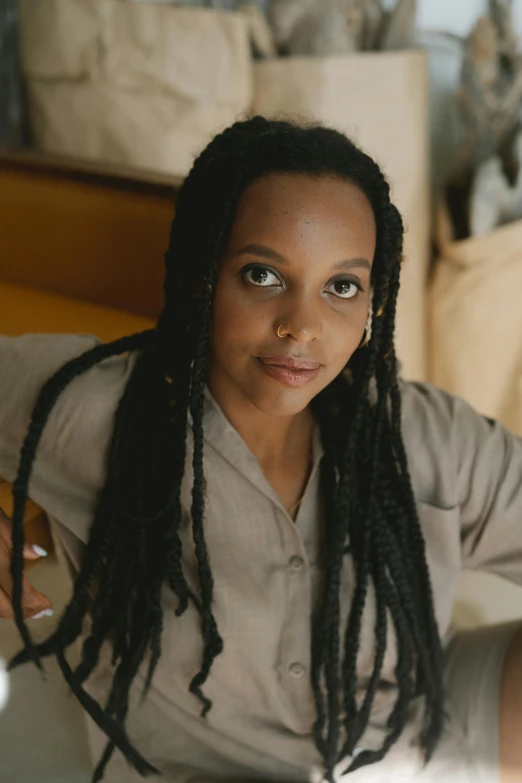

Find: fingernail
30;608;54;620
31;545;48;557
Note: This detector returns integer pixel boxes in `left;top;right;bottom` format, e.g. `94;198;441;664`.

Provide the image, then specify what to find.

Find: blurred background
2;1;522;780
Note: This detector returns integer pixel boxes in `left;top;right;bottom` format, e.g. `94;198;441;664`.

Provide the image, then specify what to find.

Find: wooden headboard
0;150;182;317
0;150;183;561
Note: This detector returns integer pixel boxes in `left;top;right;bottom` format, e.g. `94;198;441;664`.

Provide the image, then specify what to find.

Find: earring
358;326;369;348
277;323;287;338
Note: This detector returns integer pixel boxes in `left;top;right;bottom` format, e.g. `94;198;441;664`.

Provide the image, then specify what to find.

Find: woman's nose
277;297;323;343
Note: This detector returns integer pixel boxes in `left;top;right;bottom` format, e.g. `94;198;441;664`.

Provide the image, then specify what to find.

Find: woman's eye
327;279;361;300
243;266;281;288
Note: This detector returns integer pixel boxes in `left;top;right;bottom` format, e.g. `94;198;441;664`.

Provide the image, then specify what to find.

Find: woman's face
209;172;377;417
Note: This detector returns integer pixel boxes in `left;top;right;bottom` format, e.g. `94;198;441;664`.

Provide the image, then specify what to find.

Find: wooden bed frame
0;149;182;566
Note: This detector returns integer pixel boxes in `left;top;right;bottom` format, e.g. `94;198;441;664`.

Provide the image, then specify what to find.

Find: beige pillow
429;211;522;435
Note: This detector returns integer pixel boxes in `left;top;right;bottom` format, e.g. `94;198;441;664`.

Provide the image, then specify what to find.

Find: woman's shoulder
0;331;140;507
2;331;105;369
0;332;138;393
397;374;509;435
1;332;101;381
398;376;458;430
396;377;498;507
397;374;507;453
0;331;140;463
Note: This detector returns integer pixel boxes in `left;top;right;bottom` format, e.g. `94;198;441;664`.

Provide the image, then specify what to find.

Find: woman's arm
401;378;522;583
453;397;522;581
0;332;138;544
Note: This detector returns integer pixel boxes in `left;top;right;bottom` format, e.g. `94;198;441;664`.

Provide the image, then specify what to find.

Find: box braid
7;116;444;783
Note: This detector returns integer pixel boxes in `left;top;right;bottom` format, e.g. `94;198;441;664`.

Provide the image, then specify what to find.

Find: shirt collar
187;385;324;510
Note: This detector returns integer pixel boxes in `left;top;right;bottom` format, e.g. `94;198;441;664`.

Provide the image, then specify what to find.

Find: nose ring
277;323;287;338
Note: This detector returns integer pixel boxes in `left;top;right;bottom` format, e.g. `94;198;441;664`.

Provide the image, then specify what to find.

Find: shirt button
289;556;304;572
288;662;305;678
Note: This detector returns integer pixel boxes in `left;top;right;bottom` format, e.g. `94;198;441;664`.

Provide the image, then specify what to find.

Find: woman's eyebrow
235;244;286;263
235;243;370;272
332;258;371;272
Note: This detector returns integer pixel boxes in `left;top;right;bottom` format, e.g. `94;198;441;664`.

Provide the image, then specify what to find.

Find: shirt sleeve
401;378;522;584
0;333;137;544
453;395;522;581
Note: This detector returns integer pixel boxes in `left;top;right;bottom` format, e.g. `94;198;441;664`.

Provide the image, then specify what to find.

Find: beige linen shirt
1;333;522;782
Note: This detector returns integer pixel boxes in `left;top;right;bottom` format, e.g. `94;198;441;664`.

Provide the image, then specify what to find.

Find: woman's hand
0;505;54;620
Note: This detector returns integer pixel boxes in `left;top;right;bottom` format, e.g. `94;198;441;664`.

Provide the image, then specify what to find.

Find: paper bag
18;0;253;177
253;51;430;381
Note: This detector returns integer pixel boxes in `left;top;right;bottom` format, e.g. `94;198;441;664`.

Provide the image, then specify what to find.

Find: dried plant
445;0;522;238
267;0;417;57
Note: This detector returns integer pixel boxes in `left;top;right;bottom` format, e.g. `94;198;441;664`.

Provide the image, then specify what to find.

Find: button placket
288;661;305;678
289;555;304;572
272;508;316;734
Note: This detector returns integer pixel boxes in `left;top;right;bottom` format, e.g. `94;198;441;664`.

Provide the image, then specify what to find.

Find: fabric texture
2;332;522;781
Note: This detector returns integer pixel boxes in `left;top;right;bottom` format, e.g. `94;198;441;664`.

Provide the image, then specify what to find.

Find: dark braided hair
8;116;445;783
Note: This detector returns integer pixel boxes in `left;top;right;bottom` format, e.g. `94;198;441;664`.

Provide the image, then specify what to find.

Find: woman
1;117;521;783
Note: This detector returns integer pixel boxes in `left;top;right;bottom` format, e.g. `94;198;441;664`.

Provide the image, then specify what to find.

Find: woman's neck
206;378;315;470
206;375;316;517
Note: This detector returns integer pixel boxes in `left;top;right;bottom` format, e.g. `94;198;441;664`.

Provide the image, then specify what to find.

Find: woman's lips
254;357;320;387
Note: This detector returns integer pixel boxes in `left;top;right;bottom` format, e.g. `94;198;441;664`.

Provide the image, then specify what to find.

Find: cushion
1;279;155;338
